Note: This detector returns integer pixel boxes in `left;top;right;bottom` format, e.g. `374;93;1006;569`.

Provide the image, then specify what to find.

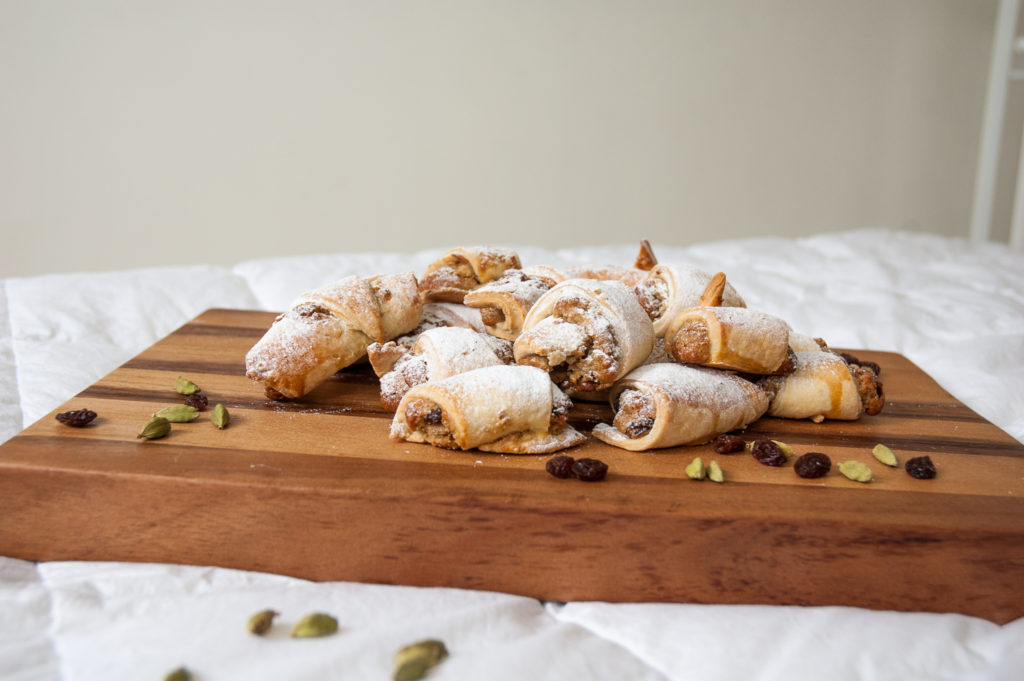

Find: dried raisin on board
794;452;831;478
751;439;787;466
55;409;97;427
572;458;609;482
546;455;576;478
712;434;746;454
905;455;937;479
183;393;209;411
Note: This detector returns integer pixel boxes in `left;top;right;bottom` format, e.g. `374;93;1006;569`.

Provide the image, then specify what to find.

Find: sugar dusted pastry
635;266;746;337
664;306;793;375
389;365;585;453
379;326;511;411
759;351;884;422
367;302;485;377
463;269;558;341
592;363;769;450
418;247;521;302
514;279;654;394
246;272;422;399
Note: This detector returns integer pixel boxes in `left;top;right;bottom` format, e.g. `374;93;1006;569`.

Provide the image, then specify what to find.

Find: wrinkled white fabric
1;230;1022;681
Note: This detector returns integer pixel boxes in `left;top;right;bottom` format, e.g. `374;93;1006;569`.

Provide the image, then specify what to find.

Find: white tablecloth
2;230;1022;681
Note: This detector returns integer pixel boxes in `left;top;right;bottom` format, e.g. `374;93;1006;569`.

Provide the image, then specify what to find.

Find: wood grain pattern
1;309;1022;622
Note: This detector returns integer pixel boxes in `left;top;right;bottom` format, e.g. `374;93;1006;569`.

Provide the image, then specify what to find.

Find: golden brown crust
419;247;521;302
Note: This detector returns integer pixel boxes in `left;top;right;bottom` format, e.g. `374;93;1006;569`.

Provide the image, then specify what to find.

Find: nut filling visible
634;278;668;321
419;259;478;294
404;393;572;449
519;296;622;392
670;319;711;364
613;388;656;439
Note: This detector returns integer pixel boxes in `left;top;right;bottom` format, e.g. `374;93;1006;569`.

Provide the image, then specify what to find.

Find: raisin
545;455;576;478
794;452;831;478
905;455;937;479
751;438;787;466
55;408;97;427
424;407;443;425
184;393;209;411
713;434;746;454
623;416;654;439
572;457;609;482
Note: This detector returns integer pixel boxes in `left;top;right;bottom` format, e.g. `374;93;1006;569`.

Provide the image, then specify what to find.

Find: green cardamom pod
394;639;448;681
247;609;278;635
290;612;338;638
684;456;706;480
164;667;192;681
175;376;201;395
871;443;899;467
772;440;794;458
155;405;200;423
838;460;873;483
137;416;171;440
707;460;724;483
211;403;229;429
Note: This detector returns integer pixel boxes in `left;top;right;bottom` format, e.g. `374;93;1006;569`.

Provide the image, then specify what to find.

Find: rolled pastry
635;265;746;337
379;326;511;410
418;247;521;302
664;306;792;375
592;363;769;451
389;365;585;453
367;302;486;377
463;269;558;341
758;351;884;422
513;278;655;394
246;272;422;399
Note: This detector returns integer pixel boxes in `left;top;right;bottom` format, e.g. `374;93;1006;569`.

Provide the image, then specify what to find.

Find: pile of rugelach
245;243;883;454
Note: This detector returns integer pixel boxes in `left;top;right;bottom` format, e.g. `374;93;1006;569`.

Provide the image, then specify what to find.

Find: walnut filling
479;306;506;327
419;258;479;297
669;319;711;364
404;397;458;449
848;363;885;415
613;388;656;439
519;298;622;392
634;279;667;321
403;394;570;448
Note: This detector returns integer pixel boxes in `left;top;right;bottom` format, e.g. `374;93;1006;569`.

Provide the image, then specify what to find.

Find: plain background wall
0;0;999;277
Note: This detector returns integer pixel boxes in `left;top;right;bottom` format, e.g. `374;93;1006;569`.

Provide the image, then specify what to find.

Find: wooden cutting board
1;309;1022;623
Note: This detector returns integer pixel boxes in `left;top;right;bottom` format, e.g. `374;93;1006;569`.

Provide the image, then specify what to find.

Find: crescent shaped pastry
758;351;884;422
664;306;792;375
513;278;654;394
245;272;422;399
389;365;585;453
418;247;521;302
463;269;558;341
592;363;769;451
635;265;746;337
366;302;486;377
379;327;510;411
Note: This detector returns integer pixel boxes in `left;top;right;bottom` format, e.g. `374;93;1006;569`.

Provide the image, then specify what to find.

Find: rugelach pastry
463;269;559;341
367;302;485;377
418;247;521;302
378;326;511;411
635;265;746;337
592;363;769;450
245;272;422;399
513;278;654;394
389;365;585;453
664;306;793;375
758;351;884;422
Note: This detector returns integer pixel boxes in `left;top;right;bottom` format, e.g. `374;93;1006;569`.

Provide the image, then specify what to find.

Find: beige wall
0;1;997;277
